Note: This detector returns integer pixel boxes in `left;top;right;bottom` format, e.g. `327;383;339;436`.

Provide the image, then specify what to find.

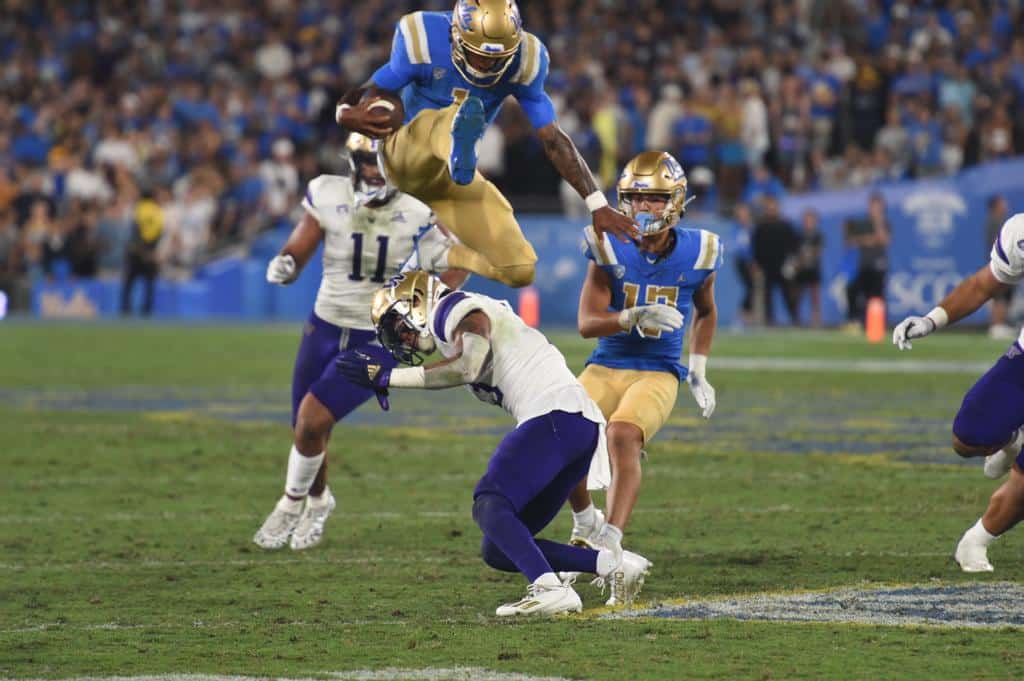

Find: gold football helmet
617;151;690;235
371;271;450;364
451;0;523;88
346;133;395;204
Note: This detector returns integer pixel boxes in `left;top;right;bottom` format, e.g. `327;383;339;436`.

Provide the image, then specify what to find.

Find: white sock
967;518;998;545
284;446;324;499
596;548;617;576
1004;429;1023;456
534;572;562;587
308;486;332;509
572;503;597;527
275;495;303;513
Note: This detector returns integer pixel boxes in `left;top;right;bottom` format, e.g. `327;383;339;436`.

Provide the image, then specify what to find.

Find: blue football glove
337;352;392;411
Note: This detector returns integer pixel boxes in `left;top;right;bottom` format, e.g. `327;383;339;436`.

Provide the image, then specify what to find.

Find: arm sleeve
990;213;1024;285
512;35;556;129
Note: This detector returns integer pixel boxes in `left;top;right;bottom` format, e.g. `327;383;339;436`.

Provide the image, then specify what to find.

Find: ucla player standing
565;151;722;604
336;0;639;288
893;212;1024;573
253;134;465;552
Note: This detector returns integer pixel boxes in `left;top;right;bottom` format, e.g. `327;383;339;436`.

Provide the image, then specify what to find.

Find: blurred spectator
740;79;769;169
122;195;164;317
646;84;684;152
743;164;785;212
986;194;1015;340
844;193;891;328
875;105;911;175
0;208;22;307
752;195;799;326
791;209;824;328
64;202;101;278
731;203;757;327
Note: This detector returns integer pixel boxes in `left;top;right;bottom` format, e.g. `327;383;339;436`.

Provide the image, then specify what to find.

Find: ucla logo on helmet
662;156;684;180
458;0;477;30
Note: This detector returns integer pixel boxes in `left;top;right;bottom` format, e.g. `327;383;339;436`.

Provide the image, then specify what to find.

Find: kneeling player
338;271;652;615
893;211;1024;572
566;151;722;603
253;134;465;551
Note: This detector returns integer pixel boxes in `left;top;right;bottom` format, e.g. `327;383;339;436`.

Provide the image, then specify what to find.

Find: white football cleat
983;450;1014;479
253;497;303;549
954;530;995;572
569;507;606;548
289;487;336;551
495;575;583;617
402;226;454;274
605;550;653;606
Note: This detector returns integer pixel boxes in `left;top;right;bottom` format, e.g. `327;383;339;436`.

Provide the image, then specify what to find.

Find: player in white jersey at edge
893;212;1024;572
338;271;653;615
254;134;464;551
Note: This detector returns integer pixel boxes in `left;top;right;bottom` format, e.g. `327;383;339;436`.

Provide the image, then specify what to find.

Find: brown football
361;87;404;133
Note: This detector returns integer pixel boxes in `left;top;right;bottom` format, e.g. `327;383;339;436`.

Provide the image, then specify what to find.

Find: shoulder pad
397;12;431;65
582;225;621;267
693;229;723;271
510;32;545;87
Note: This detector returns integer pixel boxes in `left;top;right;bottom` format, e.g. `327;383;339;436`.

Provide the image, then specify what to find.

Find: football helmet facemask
345;133;396;205
450;0;522;88
371;271;449;365
617;151;692;236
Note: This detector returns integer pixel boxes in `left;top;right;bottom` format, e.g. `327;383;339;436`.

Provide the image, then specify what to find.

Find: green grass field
1;323;1022;680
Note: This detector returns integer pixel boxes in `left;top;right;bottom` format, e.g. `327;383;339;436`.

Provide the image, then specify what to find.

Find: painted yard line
3;672;575;681
0;549;957;574
713;356;991;374
0;620;408;635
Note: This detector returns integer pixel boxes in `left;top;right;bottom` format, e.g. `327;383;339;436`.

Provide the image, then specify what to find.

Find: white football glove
266;254;296;285
892;315;936;351
687;353;716;419
618;303;683;335
591;522;623;567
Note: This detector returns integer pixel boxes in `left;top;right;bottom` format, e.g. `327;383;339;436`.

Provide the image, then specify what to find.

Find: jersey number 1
348;234;390;282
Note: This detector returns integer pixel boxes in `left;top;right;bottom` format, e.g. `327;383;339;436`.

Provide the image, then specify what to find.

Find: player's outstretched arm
893;264;1010;350
536;123;639;244
687;274;718;419
267;212;325;285
390;311;493;389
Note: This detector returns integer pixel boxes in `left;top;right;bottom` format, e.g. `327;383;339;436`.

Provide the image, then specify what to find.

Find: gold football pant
577;364;679;444
380;103;537;287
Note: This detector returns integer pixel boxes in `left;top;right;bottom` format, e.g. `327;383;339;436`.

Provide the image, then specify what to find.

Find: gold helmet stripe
582;225;620;267
399;12;430;64
695;230;722;270
511;32;540;85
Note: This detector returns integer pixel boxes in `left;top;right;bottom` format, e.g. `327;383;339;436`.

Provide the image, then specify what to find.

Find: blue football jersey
370;11;556;129
581;225;724;380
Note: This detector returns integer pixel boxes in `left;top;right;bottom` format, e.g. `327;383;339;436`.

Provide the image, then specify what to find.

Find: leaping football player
335;0;640;288
893;211;1024;573
338;271;653;615
565;151;722;604
253;134;466;551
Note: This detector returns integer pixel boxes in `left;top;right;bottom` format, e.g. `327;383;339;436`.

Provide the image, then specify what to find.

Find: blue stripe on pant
472;410;602;582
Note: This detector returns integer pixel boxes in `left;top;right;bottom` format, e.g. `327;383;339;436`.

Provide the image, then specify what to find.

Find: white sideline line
713;356;990;374
2;672;575;681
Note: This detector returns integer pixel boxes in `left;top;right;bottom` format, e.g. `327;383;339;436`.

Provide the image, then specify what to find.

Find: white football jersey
427;291;610;489
988;212;1024;345
302;175;433;329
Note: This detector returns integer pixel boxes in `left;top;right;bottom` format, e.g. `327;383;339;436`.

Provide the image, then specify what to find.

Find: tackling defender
565;151;722;604
338;271;653;615
893;211;1024;572
336;0;639;288
253;134;465;551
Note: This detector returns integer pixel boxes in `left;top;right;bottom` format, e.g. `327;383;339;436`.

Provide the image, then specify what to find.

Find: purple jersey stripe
433;291;468;342
305;188;314;208
995;234;1010;265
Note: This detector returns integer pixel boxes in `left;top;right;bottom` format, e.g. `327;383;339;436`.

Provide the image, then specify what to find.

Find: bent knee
951;432;1002;458
494;263;535;288
294;409;333;452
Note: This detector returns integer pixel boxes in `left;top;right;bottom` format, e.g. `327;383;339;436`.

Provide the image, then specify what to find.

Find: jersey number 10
348;234;390;283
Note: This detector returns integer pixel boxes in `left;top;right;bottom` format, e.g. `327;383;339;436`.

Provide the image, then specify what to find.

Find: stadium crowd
1;0;1022;312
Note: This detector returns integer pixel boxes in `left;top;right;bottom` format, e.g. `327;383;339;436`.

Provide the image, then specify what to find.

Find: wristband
388;365;426;388
688;353;708;377
585;191;609;212
925;306;949;329
335;103;352;125
617;308;634;331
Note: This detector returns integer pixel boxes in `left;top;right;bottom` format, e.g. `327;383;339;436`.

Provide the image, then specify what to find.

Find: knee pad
494;263;535;288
